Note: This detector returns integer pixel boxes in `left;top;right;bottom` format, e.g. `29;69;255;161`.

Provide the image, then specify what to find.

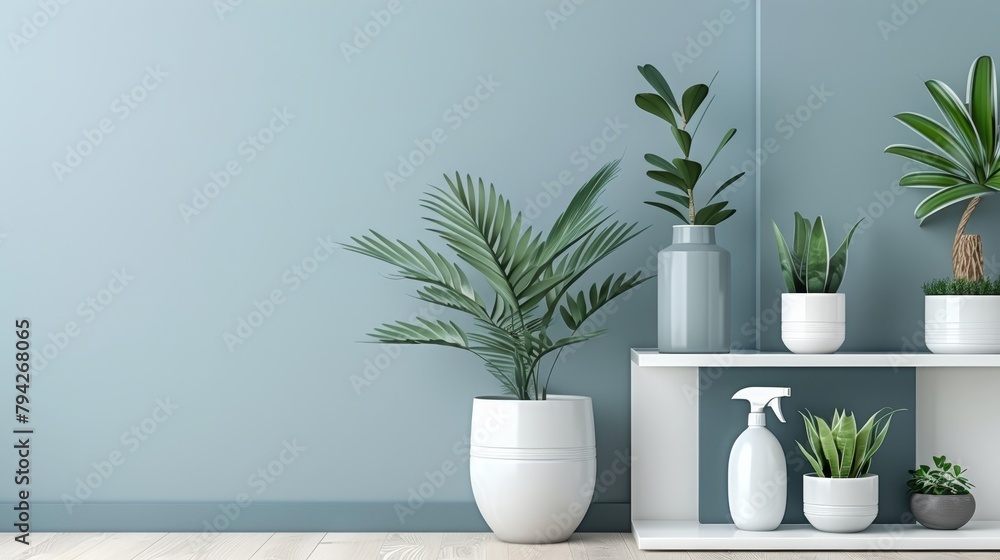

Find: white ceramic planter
469;395;596;544
803;474;878;533
925;295;1000;353
781;293;845;354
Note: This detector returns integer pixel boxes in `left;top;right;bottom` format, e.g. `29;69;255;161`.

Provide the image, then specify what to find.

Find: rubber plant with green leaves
908;456;974;496
634;64;745;225
343;160;649;400
797;408;905;478
886;56;1000;283
772;213;863;293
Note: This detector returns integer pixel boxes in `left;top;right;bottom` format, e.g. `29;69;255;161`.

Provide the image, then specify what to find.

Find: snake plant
797;408;905;478
634;64;744;225
885;56;1000;280
343;160;649;400
772;213;863;293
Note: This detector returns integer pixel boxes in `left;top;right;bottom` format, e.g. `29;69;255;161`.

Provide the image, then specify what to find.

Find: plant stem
688;189;696;223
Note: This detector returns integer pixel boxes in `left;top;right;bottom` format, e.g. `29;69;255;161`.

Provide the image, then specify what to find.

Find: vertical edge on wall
754;0;763;351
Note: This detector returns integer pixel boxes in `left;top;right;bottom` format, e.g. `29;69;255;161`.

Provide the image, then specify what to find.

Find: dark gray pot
910;493;976;530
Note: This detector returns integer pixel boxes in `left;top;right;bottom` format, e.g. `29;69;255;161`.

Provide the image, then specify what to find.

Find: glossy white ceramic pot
469;395;596;544
781;293;846;354
803;474;878;533
925;295;1000;353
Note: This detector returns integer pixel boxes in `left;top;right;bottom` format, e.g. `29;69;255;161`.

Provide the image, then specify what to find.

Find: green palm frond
887;56;1000;224
344;159;647;399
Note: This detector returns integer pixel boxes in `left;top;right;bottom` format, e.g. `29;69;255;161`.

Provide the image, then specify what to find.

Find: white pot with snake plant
797;408;905;533
773;214;862;354
344;159;648;544
886;55;1000;353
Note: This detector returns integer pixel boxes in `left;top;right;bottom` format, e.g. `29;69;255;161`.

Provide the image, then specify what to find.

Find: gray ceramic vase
910;493;976;530
658;225;731;353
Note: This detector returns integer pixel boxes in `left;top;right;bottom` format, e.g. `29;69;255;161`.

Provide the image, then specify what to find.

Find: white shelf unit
629;349;1000;551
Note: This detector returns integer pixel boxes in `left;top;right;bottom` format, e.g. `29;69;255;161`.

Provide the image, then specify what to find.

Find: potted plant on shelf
343;160;648;544
908;455;976;530
885;55;1000;353
796;407;904;533
772;213;862;354
634;63;744;353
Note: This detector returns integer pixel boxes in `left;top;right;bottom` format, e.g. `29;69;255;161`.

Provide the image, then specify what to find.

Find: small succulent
773;213;863;293
908;456;974;495
797;408;904;478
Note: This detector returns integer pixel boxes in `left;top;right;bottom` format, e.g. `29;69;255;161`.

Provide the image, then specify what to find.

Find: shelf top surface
631;349;1000;368
631;520;1000;550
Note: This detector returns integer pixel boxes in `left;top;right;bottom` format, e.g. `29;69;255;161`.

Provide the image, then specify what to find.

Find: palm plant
886;56;1000;281
772;213;863;293
797;408;905;478
634;64;745;225
343;160;649;400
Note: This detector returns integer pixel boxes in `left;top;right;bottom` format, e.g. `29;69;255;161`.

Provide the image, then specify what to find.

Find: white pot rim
782;292;845;299
925;294;1000;299
804;473;878;479
671;224;716;228
473;394;590;402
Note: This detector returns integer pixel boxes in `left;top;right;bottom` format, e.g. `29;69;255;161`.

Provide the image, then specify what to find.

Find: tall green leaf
805;217;829;293
885;145;970;177
635;93;677;127
893;112;977;173
672;126;693;157
773;222;800;293
925;79;985;169
707;172;745;204
681;84;709;123
914;183;992;223
968;56;997;160
899;172;968;189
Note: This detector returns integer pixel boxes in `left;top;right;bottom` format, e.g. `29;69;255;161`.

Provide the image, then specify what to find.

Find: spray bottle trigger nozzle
768;398;786;423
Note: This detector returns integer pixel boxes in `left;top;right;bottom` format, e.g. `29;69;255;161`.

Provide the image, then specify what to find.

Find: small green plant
796;408;905;478
343;160;650;400
886;56;1000;281
772;213;863;293
922;276;1000;295
634;64;744;225
908;456;974;495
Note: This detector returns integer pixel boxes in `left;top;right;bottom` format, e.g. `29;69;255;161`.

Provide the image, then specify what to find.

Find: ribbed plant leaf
899;172;968;188
370;318;469;348
834;413;857;478
645;153;681;175
793;213;811;285
655;190;690;208
647;170;689;192
925;79;984;168
968;56;997;161
672;126;693;157
805;217;829;293
885;145;970;177
894;112;977;172
816;417;841;478
673;159;703;189
702;208;735;226
914;183;992;223
705;128;737;171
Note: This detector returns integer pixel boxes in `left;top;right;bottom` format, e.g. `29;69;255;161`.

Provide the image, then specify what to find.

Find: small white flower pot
469;395;596;544
925;295;1000;353
781;293;845;354
803;474;878;533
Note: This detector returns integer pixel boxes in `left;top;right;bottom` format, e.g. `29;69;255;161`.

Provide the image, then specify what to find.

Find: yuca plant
634;64;745;225
772;213;863;293
886;56;1000;281
797;408;905;478
343;160;649;400
908;456;975;495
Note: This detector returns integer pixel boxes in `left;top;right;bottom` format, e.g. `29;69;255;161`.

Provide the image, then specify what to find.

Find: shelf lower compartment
632;520;1000;550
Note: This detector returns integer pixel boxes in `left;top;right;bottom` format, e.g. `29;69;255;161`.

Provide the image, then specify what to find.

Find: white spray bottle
728;386;791;531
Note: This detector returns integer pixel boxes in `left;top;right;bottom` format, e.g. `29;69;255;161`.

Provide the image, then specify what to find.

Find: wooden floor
1;533;997;559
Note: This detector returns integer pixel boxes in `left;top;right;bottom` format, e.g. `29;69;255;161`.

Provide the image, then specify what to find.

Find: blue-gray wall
1;0;758;530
